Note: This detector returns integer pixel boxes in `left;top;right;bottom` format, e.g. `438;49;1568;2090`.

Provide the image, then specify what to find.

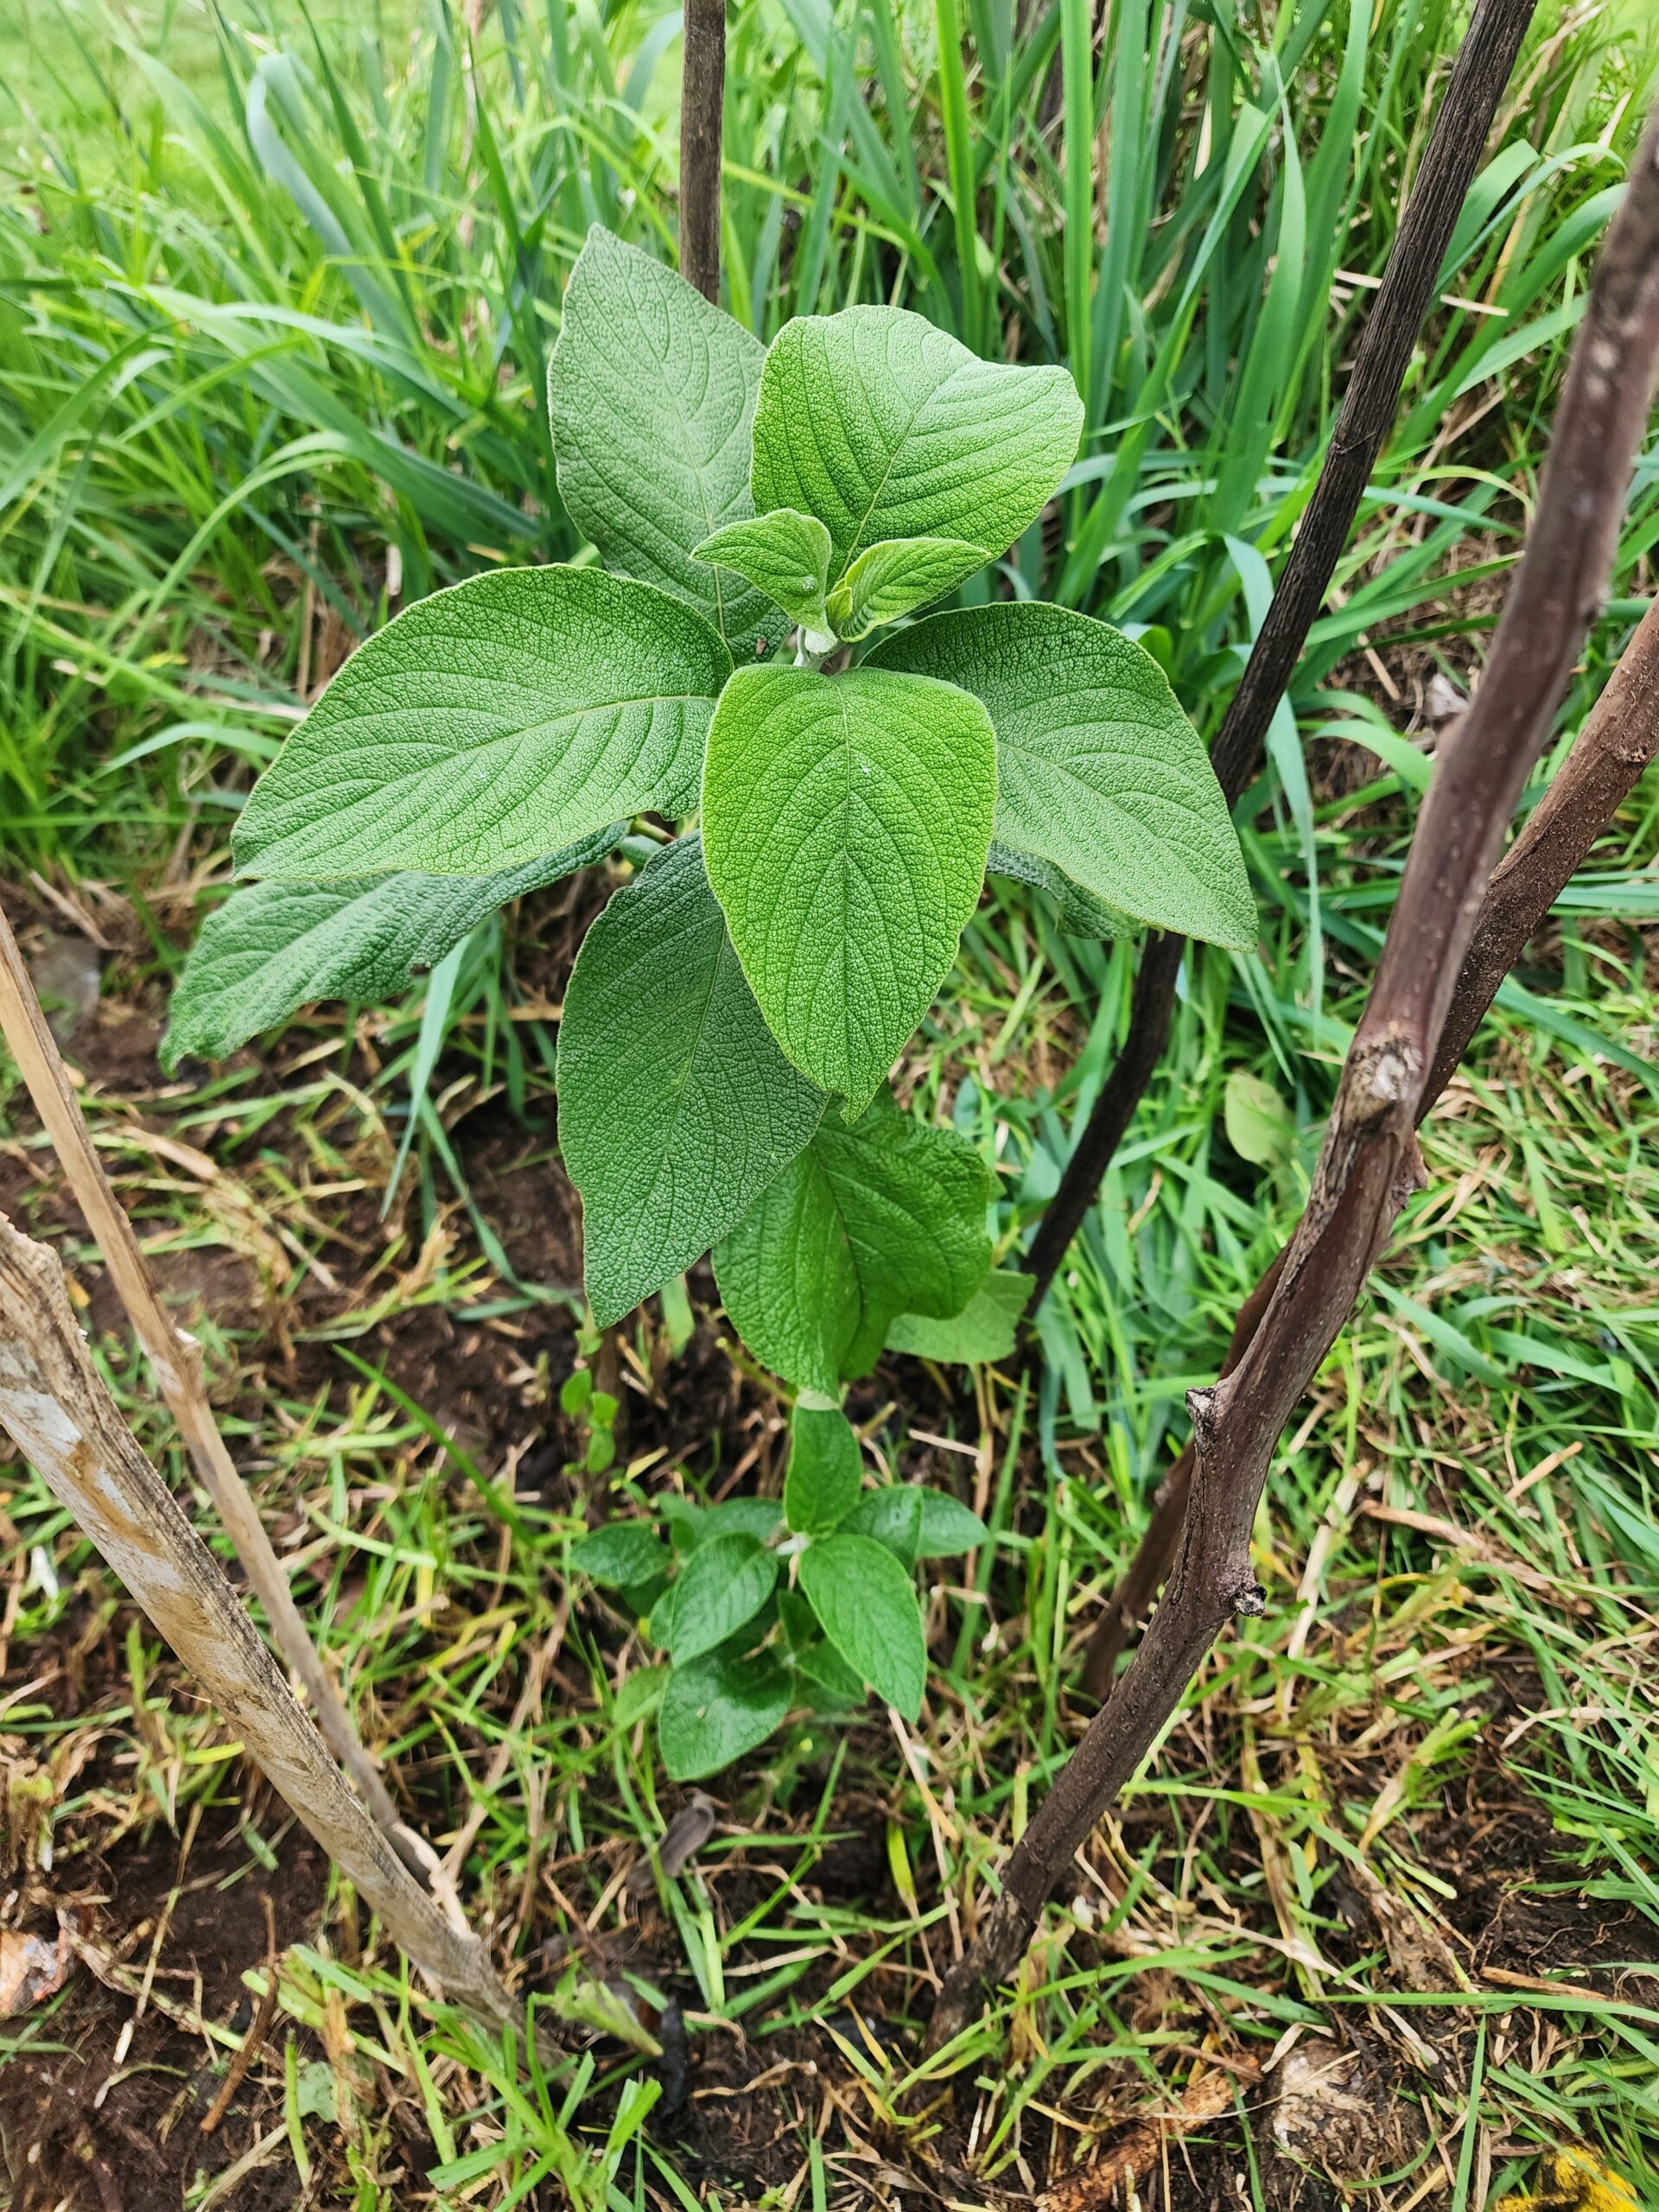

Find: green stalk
934;0;984;347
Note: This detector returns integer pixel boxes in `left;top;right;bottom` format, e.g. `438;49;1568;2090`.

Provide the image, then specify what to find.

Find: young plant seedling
573;1399;992;1778
168;226;1254;1776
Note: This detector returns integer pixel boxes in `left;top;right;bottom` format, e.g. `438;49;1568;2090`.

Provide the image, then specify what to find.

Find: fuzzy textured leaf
784;1400;863;1536
571;1521;670;1589
163;828;621;1071
870;603;1255;949
798;1534;925;1719
234;567;730;880
659;1650;791;1780
824;536;986;639
668;1533;779;1665
558;836;826;1327
752;308;1080;580
549;226;776;654
713;1090;992;1392
987;840;1138;939
702;664;995;1108
842;1485;986;1558
840;1485;923;1568
695;509;830;636
885;1269;1033;1364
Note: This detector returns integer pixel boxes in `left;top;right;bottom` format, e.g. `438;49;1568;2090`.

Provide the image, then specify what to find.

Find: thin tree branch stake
1022;0;1539;1315
0;1209;513;2025
931;106;1659;2049
0;905;408;1848
680;0;726;302
1082;588;1659;1694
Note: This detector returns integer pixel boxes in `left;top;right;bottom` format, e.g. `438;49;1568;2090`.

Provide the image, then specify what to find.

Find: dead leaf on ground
626;1791;719;1896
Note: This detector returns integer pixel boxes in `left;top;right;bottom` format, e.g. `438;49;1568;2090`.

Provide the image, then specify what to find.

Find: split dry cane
0;1209;513;2025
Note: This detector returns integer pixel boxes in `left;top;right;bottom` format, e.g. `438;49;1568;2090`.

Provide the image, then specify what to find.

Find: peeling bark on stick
930;108;1659;2050
0;905;407;1853
0;1211;513;2027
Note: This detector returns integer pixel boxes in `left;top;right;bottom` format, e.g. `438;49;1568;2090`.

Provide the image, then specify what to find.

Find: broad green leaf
842;1485;987;1558
699;1498;785;1544
571;1521;669;1587
558;836;827;1327
869;604;1255;949
886;1269;1033;1364
824;536;985;640
162;827;621;1071
702;664;996;1108
695;509;830;637
713;1089;992;1393
1224;1068;1296;1169
794;1637;866;1706
784;1399;863;1535
647;1581;681;1648
988;840;1138;939
659;1650;791;1780
234;567;731;880
798;1533;925;1719
549;226;776;655
915;1491;990;1556
660;1497;705;1552
840;1484;924;1568
751;308;1081;581
668;1533;779;1664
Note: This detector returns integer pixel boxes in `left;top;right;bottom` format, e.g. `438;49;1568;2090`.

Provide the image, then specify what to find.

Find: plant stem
0;1211;512;2025
1081;589;1659;1696
1021;0;1540;1316
680;0;727;302
0;904;413;1859
930;106;1659;2050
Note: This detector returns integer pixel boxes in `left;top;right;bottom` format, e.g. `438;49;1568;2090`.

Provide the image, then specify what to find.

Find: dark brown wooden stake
930;109;1659;2051
680;0;727;302
1022;0;1539;1316
1082;588;1659;1695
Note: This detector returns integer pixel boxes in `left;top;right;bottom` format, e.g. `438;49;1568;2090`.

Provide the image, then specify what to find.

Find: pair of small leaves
783;1402;993;1549
695;509;985;644
694;307;1081;645
791;1470;989;1720
751;308;1081;594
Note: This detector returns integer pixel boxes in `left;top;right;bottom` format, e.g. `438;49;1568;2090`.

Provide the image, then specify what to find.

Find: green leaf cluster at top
188;225;1254;1393
572;1397;988;1781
